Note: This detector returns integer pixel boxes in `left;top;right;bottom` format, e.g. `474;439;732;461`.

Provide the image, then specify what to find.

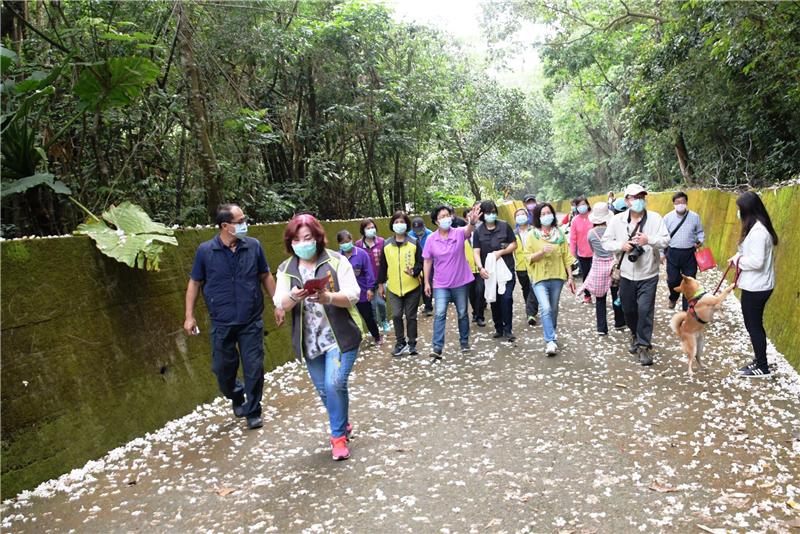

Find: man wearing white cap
602;183;670;366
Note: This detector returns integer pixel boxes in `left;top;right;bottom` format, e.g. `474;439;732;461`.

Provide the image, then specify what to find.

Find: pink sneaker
346;422;353;441
330;435;350;460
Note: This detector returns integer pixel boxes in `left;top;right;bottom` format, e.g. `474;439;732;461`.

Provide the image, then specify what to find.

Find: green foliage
1;173;71;198
74;202;177;271
74;57;160;111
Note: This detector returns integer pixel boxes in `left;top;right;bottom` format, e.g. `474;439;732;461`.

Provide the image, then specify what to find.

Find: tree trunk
675;131;693;185
464;160;481;200
360;136;387;216
177;2;222;219
393;151;402;211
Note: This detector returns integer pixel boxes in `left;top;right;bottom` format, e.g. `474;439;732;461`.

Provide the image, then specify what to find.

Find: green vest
277;249;363;359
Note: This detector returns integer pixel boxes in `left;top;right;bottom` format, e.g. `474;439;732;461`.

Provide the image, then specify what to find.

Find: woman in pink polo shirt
422;204;482;360
569;195;594;304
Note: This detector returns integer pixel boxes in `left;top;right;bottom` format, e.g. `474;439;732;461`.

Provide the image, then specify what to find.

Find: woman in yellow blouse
525;202;576;356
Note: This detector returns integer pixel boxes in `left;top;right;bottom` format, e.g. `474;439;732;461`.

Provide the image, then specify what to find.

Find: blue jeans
211;319;265;417
432;284;471;350
533;279;564;343
305;346;358;438
371;292;387;324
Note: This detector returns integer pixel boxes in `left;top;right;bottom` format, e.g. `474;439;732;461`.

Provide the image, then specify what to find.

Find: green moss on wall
0;216;396;499
2;194;797;499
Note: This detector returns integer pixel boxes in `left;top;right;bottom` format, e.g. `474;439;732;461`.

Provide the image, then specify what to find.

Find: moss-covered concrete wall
2;190;797;498
550;186;799;371
0;216;389;499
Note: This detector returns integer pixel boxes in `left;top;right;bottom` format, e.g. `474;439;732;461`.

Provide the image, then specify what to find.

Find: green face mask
340;242;354;253
292;241;317;260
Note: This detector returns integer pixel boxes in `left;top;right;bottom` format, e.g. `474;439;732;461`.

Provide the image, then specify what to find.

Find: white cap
624;183;647;197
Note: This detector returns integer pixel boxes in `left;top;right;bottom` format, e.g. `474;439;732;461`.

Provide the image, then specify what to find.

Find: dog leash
712;258;741;295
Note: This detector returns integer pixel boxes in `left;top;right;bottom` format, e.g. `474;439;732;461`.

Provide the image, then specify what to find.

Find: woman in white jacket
729;192;779;378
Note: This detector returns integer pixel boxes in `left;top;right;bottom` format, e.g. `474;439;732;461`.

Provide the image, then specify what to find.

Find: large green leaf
0;45;17;76
74;202;177;271
0;173;71;198
74;56;160;110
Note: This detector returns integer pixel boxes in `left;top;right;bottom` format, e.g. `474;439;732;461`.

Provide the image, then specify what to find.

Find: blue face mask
364;228;377;239
484;213;498;224
438;217;452;230
232;221;248;238
292;241;317;260
515;214;528;226
540;214;555;227
392;223;407;235
577;205;588;215
631;199;646;213
340;242;354;253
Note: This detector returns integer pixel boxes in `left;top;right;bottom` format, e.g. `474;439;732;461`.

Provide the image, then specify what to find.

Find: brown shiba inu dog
670;274;735;377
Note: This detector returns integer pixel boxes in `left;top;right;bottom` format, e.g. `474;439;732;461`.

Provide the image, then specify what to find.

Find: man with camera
602;184;670;366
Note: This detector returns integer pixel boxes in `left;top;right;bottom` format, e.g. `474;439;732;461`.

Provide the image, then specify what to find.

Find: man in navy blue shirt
184;204;278;430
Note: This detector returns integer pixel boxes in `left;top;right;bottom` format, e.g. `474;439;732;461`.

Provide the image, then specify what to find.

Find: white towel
484;253;513;303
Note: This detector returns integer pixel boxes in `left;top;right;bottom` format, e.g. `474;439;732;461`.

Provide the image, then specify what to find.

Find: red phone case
303;277;328;292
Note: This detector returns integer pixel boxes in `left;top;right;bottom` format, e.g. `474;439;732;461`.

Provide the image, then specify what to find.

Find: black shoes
527;316;537;326
430;347;443;360
232;401;247;418
667;299;678;310
392;343;410;357
505;333;516;342
493;331;504;339
638;347;653;366
628;337;639;355
247;415;263;429
739;366;772;378
408;343;419;355
476;318;486;327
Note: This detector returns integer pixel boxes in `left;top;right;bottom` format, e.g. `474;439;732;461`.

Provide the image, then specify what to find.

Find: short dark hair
479;200;497;221
359;218;377;237
672;191;688;203
216;203;240;227
533;202;557;229
389;210;411;228
574;195;590;209
431;205;453;223
336;229;352;243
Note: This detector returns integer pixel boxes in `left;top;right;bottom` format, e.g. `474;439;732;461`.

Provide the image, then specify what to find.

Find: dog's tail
670;311;687;335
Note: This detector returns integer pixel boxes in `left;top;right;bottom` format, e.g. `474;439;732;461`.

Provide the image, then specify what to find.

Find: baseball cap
624;183;647;197
523;194;536;203
411;217;425;229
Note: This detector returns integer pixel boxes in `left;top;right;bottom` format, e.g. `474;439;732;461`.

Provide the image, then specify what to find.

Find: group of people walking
183;186;779;461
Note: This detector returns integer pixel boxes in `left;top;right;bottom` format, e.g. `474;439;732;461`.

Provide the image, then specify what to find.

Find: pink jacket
569;214;594;258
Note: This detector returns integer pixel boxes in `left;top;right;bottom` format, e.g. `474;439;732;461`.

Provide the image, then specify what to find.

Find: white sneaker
545;341;558;356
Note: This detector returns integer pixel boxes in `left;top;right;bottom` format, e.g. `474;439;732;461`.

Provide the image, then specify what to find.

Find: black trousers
741;289;772;369
578;256;593;298
421;264;434;312
516;270;539;318
666;247;698;311
356;300;381;341
388;286;420;346
471;273;486;320
611;284;625;328
619;276;658;349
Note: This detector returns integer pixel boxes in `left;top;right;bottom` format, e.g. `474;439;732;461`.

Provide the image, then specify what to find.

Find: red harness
687;291;708;324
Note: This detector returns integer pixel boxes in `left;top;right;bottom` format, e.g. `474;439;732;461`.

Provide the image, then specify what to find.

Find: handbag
695;247;717;271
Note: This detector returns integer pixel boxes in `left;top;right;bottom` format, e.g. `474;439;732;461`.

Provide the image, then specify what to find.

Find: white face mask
675;204;687;214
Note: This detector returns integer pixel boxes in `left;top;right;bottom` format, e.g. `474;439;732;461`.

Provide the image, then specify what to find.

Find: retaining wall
2;187;798;498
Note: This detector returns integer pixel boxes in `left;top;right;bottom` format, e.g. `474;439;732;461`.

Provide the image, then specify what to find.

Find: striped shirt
664;210;705;249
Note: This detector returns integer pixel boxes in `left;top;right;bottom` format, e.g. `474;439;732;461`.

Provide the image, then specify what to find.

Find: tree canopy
1;0;798;238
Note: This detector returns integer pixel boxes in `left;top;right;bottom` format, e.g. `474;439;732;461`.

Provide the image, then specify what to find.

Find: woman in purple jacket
338;230;382;345
355;218;389;333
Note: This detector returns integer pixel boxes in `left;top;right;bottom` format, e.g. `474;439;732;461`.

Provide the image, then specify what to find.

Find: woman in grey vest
273;214;363;460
